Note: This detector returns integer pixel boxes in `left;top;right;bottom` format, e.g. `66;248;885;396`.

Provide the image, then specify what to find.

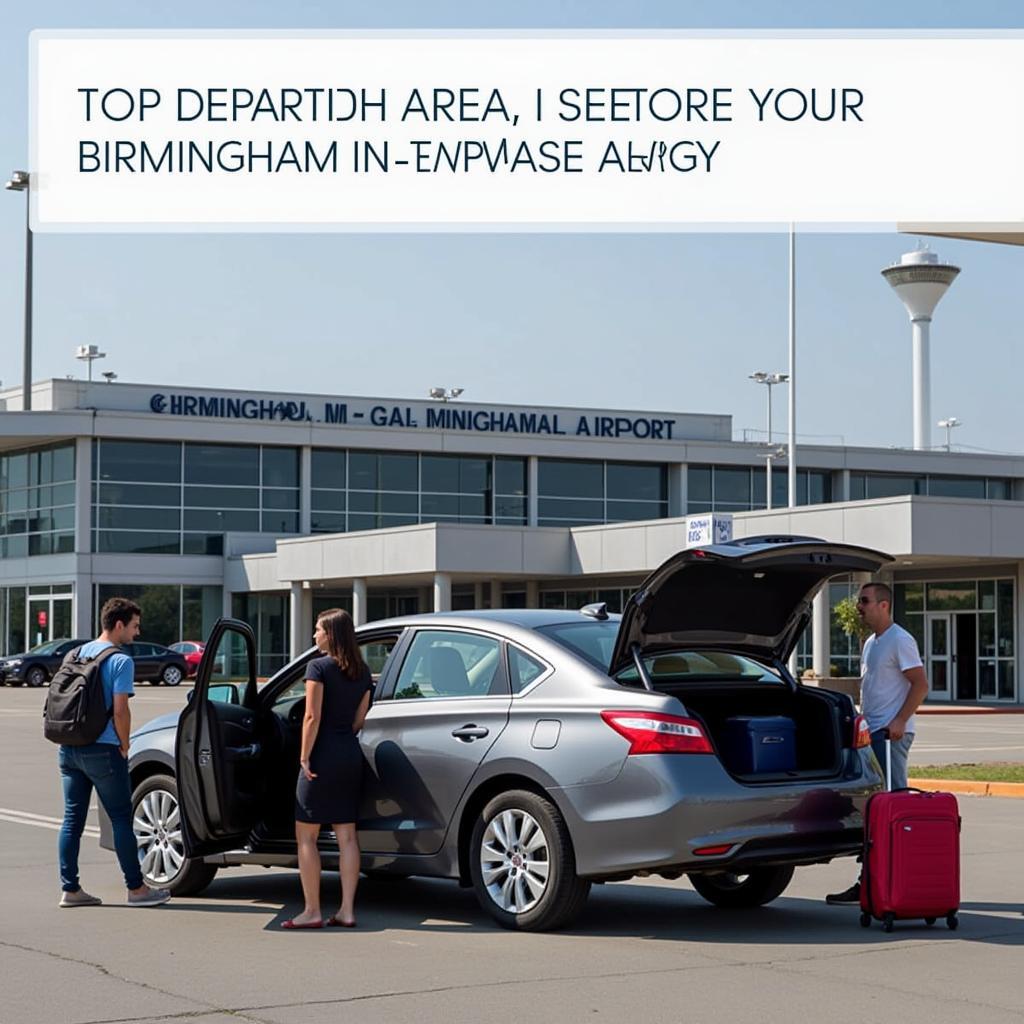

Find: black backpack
43;645;123;746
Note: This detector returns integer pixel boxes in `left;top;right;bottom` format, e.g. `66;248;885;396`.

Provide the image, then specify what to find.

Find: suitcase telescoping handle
882;729;892;793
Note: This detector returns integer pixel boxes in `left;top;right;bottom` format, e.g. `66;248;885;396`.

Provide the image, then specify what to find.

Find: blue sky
3;2;1024;453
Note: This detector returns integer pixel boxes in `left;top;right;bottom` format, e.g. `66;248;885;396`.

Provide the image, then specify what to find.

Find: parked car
0;638;93;687
122;643;189;686
169;641;206;678
104;536;890;931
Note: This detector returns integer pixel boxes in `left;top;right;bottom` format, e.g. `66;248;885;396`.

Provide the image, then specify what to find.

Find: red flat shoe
282;918;324;930
327;916;357;928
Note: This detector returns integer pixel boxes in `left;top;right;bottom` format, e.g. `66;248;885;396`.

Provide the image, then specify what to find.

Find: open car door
175;618;265;858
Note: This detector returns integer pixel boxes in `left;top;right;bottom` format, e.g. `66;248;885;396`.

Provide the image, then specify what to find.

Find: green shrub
834;596;870;647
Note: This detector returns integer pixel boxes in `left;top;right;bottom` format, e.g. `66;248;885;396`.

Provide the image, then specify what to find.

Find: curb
907;777;1024;799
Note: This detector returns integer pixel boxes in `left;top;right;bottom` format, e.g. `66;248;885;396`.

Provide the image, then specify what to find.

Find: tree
834;596;870;649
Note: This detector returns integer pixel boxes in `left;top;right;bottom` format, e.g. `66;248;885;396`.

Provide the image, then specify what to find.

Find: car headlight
4;659;23;669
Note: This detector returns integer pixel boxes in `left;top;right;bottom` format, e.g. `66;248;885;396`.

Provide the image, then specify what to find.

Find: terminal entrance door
27;595;73;648
926;614;952;703
953;612;978;702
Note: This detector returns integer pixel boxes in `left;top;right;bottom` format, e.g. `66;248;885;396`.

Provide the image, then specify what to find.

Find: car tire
469;789;590;931
688;865;795;909
132;773;217;896
161;664;183;687
25;665;47;688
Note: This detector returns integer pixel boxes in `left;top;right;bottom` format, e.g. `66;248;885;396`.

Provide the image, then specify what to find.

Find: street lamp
5;170;31;410
75;344;107;381
937;416;961;452
749;371;789;508
428;387;464;402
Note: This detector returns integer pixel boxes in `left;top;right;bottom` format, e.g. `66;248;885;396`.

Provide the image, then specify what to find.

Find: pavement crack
0;940;275;1024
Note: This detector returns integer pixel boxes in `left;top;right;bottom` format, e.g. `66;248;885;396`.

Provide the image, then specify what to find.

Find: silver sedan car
106;536;888;930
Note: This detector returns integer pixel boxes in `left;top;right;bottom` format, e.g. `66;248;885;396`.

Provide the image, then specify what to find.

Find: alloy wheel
162;665;183;686
134;787;185;885
479;808;550;914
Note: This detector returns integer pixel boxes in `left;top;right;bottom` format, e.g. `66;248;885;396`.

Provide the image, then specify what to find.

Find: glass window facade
231;592;288;677
687;464;831;514
0;443;76;558
93;440;299;554
93;583;222;648
849;472;1014;501
311;449;527;533
537;459;668;526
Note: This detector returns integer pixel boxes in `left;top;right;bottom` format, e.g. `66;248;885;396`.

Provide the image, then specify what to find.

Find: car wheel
132;774;217;896
161;664;183;687
688;865;795;908
25;665;47;687
469;789;590;931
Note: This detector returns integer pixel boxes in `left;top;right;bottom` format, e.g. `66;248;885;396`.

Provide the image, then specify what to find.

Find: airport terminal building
1;379;1022;704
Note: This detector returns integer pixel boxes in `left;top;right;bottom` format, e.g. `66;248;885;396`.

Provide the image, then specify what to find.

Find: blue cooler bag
721;715;797;773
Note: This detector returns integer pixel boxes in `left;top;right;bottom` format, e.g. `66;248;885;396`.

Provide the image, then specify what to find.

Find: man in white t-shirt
825;581;929;905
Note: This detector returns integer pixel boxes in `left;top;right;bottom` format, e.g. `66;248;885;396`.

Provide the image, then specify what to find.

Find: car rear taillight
852;714;872;749
601;710;713;754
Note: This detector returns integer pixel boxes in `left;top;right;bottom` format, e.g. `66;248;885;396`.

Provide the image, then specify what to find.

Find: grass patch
910;762;1024;783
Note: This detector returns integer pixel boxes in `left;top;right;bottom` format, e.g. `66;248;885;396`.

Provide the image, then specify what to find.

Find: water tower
881;248;960;450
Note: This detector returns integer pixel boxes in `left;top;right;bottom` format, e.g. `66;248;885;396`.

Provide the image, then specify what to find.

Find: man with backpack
51;597;171;908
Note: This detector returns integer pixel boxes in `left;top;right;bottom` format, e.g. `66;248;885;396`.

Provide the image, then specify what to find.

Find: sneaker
59;888;102;908
825;882;861;905
127;886;171;907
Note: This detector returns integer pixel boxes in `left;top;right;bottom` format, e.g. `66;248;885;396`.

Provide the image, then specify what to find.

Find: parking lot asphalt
1;687;1022;1024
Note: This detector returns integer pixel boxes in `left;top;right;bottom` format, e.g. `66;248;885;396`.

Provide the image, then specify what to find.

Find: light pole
5;170;31;410
428;387;464;402
749;371;789;509
75;344;107;381
937;416;961;452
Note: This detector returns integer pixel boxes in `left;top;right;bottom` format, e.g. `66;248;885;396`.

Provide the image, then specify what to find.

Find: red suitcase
859;741;961;932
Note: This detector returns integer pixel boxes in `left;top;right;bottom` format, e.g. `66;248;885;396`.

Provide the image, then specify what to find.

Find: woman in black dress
284;608;372;930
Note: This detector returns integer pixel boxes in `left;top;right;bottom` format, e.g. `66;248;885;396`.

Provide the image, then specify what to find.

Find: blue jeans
59;743;143;892
870;729;915;791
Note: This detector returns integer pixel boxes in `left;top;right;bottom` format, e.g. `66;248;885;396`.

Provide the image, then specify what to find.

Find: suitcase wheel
946;912;959;931
925;917;936;927
882;913;895;933
859;912;871;929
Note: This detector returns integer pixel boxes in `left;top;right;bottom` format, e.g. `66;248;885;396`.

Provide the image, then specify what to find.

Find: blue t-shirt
77;640;135;746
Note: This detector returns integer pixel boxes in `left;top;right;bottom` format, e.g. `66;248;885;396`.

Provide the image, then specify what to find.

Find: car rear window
618;651;780;684
536;621;619;671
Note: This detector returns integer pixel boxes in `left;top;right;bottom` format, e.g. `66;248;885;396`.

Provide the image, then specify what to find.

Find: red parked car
169;641;205;678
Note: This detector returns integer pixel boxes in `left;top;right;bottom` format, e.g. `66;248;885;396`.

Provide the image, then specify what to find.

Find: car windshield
536;620;619;671
27;640;62;655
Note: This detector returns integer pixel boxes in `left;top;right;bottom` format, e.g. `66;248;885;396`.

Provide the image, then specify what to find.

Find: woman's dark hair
317;608;366;679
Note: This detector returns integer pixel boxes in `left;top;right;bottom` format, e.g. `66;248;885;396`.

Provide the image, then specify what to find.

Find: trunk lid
609;535;892;675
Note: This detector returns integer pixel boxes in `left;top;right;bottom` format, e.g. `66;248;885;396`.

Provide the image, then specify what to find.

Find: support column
74;437;91;555
289;582;312;659
352;578;367;626
299;445;312;535
74;578;93;638
527;456;539;527
812;588;830;679
838;469;851;503
668;462;688;518
433;572;452;612
526;580;539;609
490;578;502;610
222;587;234;619
473;582;485;609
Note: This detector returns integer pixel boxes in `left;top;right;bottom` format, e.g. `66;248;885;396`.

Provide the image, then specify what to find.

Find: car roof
362;608;621;632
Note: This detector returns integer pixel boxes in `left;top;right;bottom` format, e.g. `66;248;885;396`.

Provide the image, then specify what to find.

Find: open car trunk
668;682;847;782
